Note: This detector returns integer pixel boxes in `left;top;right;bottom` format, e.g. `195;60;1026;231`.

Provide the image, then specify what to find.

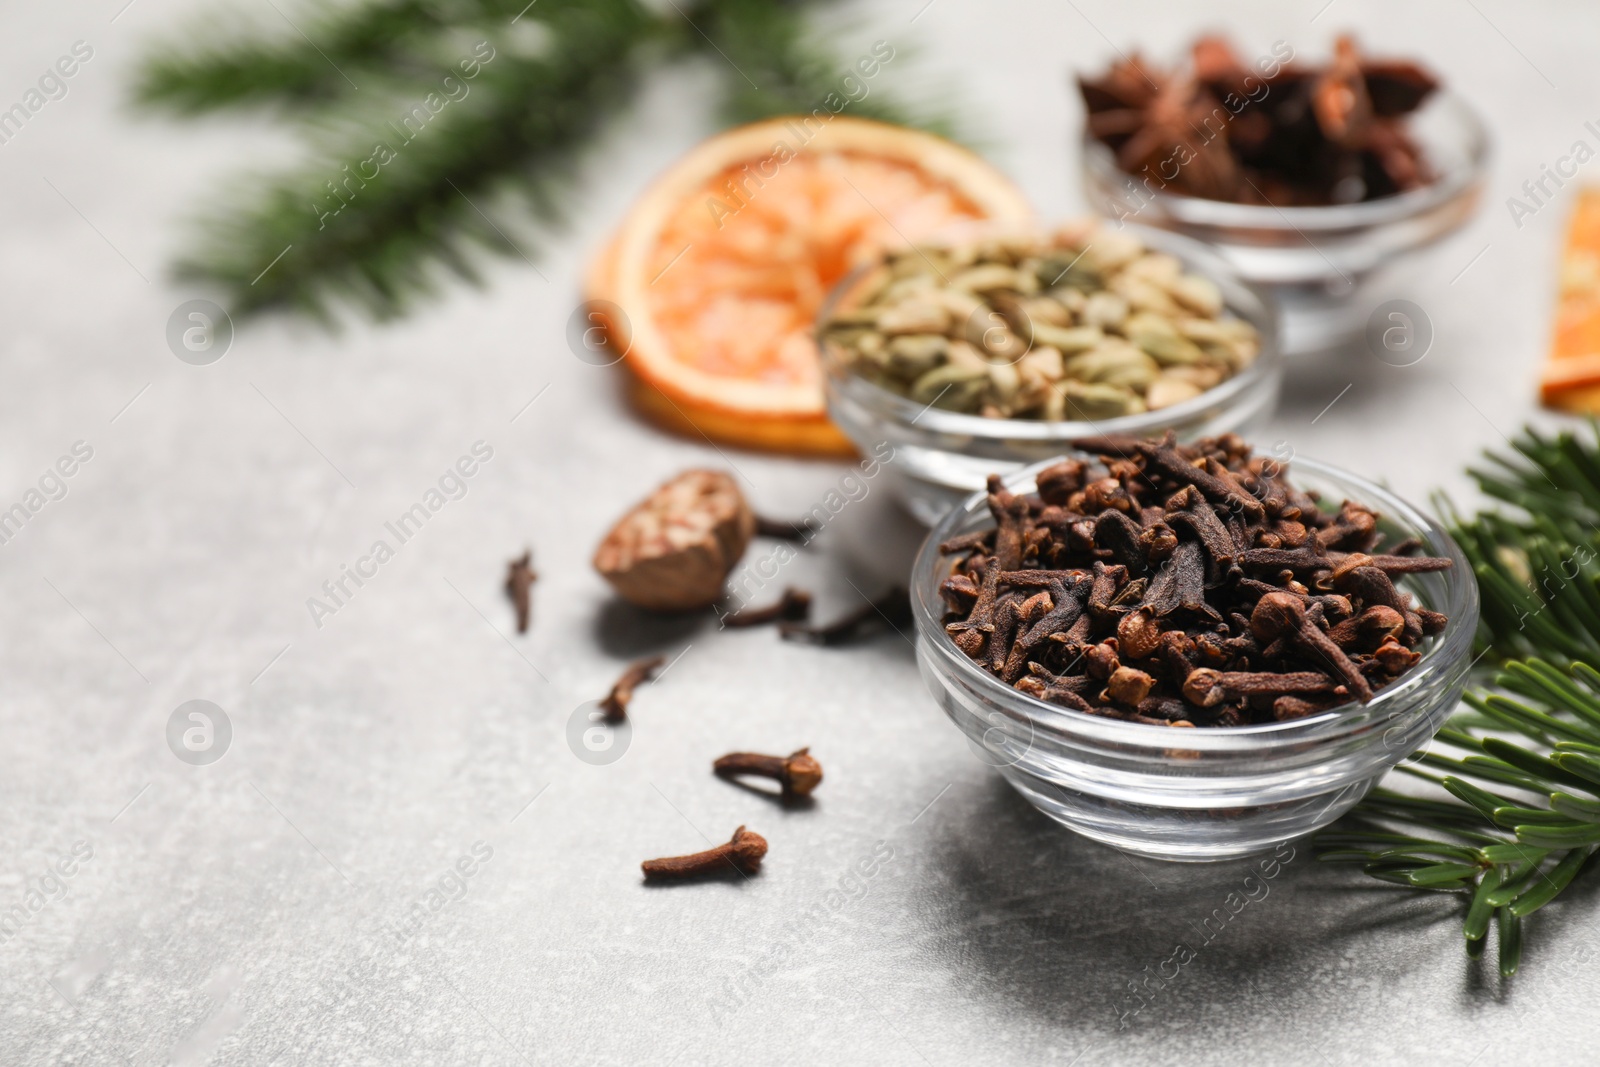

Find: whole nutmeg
593;469;755;611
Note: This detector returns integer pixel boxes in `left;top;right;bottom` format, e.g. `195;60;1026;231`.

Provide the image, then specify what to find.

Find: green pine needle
1442;420;1600;661
133;0;963;322
1318;669;1600;979
134;0;458;113
1319;422;1600;979
694;0;959;135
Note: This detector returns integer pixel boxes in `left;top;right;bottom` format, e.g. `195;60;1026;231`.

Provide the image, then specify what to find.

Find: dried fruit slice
1542;188;1600;411
593;469;755;611
586;117;1033;455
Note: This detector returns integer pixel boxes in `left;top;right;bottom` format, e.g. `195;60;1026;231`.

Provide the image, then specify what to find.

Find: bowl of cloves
1077;35;1489;356
909;433;1479;862
819;220;1281;526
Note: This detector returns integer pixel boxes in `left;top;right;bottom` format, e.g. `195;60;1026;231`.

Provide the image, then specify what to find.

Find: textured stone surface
0;1;1590;1063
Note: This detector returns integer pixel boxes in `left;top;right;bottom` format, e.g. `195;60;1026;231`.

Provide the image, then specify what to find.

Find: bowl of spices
1078;35;1489;355
910;434;1478;861
819;221;1280;526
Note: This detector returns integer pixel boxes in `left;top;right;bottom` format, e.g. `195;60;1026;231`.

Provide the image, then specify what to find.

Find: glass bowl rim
1078;89;1492;233
817;222;1282;442
911;452;1481;746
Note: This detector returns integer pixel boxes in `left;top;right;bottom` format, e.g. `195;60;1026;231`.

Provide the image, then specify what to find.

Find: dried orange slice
1543;188;1600;411
586;117;1033;455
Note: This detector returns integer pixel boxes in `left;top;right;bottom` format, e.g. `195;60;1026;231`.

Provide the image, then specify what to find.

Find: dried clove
1106;666;1156;706
934;434;1450;726
1141;541;1219;622
1139;442;1263;521
723;587;812;628
1182;667;1340;708
1250;592;1373;703
999;568;1088;589
1086;562;1130;622
940;530;993;555
713;748;823;798
504;549;538;634
1335;552;1453;576
754;514;814;541
781;587;911;646
1273;695;1341;721
986;599;1025;673
1327;605;1406;651
1117;607;1164;659
1014;578;1090;656
1016;663;1096;711
1166;487;1235;570
1237;547;1334;577
641;826;768;880
1037;460;1088;505
938;572;980;613
1094;510;1150;574
599;655;665;723
953;560;1002;631
1084;642;1120;680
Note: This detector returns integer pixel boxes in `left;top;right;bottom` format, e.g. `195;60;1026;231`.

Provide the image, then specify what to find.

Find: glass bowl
910;454;1480;862
820;224;1282;527
1079;90;1490;356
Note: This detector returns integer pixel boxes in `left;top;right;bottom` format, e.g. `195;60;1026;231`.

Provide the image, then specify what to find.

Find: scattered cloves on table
714;748;824;798
722;587;813;628
937;433;1452;725
641;826;768;881
599;655;665;723
504;549;537;634
779;587;912;646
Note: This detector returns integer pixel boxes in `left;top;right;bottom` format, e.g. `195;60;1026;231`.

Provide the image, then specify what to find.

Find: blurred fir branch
693;0;957;133
1317;422;1600;978
1316;661;1600;979
132;0;962;322
1442;422;1600;662
135;0;461;113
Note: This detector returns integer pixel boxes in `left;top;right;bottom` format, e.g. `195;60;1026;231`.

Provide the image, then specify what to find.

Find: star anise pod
1079;34;1439;207
1079;57;1243;202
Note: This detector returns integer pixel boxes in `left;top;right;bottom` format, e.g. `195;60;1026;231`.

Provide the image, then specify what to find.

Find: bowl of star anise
1077;35;1489;356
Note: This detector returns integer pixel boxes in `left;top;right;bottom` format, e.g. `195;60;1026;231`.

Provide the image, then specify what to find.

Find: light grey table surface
1;1;1592;1064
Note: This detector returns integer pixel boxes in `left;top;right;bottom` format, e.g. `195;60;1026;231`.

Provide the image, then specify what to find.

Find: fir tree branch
134;0;964;322
135;0;455;113
131;0;605;113
689;0;961;136
1317;662;1600;979
1443;420;1600;661
1319;422;1600;979
168;0;657;320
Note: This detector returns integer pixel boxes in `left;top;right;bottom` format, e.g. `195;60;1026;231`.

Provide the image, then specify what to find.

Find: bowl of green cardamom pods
818;220;1282;526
